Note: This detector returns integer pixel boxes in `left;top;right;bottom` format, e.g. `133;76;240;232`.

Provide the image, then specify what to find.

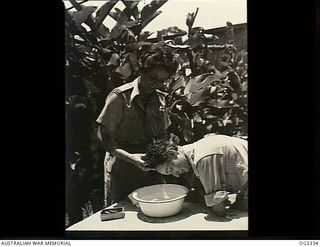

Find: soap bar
100;207;125;221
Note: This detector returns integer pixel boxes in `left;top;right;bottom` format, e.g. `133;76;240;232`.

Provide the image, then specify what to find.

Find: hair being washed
142;133;180;167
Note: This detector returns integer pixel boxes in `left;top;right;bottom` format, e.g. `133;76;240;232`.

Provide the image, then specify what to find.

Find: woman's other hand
129;153;156;172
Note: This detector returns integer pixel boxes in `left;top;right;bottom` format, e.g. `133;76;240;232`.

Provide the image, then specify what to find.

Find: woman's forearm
111;149;134;164
99;125;147;168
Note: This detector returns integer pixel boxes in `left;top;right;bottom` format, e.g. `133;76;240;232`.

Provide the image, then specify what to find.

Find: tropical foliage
64;0;247;226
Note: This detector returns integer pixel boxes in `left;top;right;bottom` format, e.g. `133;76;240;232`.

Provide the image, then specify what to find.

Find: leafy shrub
65;0;247;224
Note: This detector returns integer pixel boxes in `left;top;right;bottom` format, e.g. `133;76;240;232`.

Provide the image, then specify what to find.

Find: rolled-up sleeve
96;93;123;152
196;155;229;207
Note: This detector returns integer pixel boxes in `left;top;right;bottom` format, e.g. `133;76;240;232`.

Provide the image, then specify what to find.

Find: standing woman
96;45;179;205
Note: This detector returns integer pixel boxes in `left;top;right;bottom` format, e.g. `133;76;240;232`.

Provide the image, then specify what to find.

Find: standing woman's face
140;66;171;94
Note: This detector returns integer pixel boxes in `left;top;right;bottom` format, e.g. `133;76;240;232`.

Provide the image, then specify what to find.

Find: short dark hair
142;134;180;167
139;45;179;75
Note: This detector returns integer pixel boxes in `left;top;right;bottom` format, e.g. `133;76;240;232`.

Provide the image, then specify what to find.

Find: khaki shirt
183;134;248;206
96;77;170;152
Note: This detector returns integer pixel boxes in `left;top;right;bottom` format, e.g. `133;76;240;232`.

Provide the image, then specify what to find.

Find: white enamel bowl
132;184;189;217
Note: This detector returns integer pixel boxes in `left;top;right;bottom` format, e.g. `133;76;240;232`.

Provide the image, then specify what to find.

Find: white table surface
66;197;248;231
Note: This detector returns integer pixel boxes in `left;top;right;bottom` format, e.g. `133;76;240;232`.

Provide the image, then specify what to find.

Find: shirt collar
129;77;141;104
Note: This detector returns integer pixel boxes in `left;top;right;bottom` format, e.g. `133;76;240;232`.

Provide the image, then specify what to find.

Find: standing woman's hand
129;153;156;172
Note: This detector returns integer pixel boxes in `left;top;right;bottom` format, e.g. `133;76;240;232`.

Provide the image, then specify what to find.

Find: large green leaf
113;2;140;28
68;0;85;11
95;0;119;27
121;0;140;20
121;0;139;9
184;74;222;94
69;0;97;32
97;24;110;39
107;53;120;66
225;70;241;92
124;20;140;28
186;86;211;106
74;27;99;46
140;0;167;22
110;25;123;39
183;74;225;106
127;23;141;36
114;9;131;27
170;76;188;92
115;62;132;79
141;11;162;30
73;6;97;27
109;8;122;21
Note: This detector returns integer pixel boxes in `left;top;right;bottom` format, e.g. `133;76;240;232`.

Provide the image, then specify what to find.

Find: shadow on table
136;202;209;224
113;200;140;212
204;209;248;222
136;209;191;223
114;199;247;224
114;200;197;223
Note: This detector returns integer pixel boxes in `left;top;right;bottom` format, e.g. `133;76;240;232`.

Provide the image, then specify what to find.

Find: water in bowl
140;191;176;202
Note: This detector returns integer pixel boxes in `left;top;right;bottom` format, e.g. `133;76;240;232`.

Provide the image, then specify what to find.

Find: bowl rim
132;184;189;204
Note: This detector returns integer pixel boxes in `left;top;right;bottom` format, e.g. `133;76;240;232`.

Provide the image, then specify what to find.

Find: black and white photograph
64;0;248;234
1;0;319;242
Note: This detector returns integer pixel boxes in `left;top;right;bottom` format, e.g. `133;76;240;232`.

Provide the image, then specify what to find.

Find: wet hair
142;133;180;167
139;45;179;75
